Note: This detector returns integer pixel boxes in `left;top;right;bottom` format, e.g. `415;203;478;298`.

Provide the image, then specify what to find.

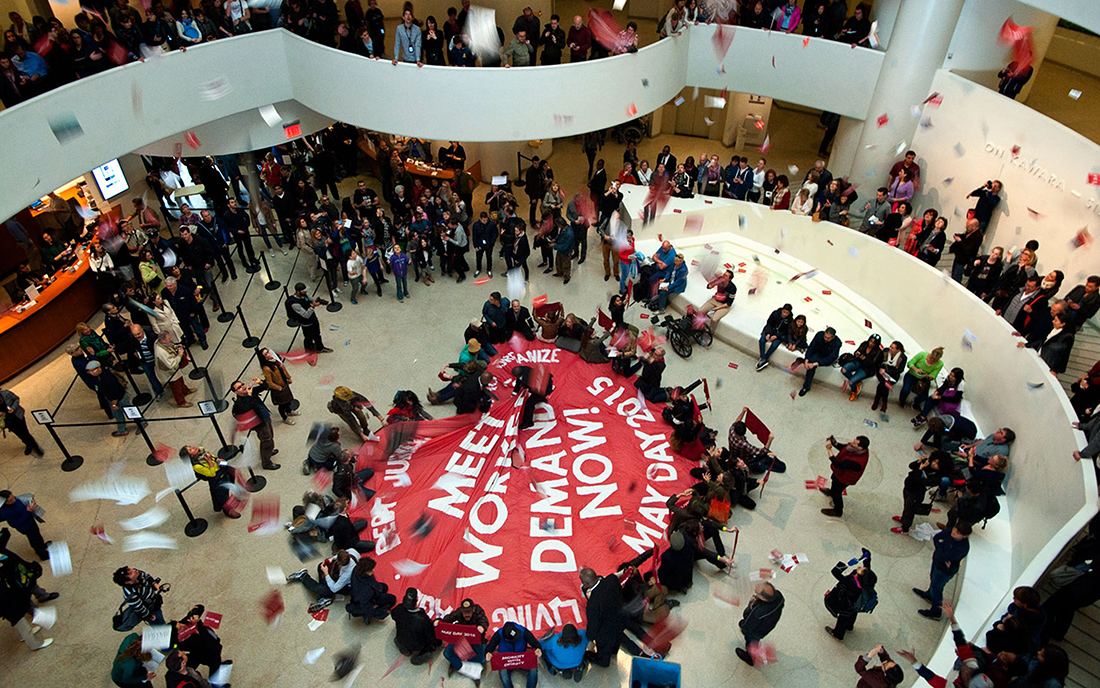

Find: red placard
821;290;831;295
435;622;483;644
727;362;738;369
202;611;222;629
490;651;537;671
532;294;548;308
178;622;198;641
743;409;771;446
1088;173;1100;186
876;113;888;128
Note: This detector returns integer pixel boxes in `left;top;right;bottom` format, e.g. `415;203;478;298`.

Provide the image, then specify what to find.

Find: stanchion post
184;342;207;382
209;278;235;324
236;305;261;348
260;252;281;291
206;413;239;461
175;488;208;537
245;466;267;492
196;372;228;413
122;367;152;406
325;275;342;313
44;424;84;472
128;410;161;466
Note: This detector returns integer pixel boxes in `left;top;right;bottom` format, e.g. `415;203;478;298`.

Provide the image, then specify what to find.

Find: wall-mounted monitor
91;159;129;200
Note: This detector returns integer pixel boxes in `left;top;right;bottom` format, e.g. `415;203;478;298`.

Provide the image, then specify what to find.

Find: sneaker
488;271;493;277
351;299;358;305
302;461;312;475
33;638;53;650
37;592;59;602
317;347;334;353
798;388;808;397
890;527;907;534
892;515;902;522
755;359;768;371
308;598;333;614
283;418;296;425
474;270;480;278
111;431;129;437
282;247;289;255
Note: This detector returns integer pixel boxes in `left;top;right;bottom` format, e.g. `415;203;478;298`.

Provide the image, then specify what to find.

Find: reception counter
0;257;101;382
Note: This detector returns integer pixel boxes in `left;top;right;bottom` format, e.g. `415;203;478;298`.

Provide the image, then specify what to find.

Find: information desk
0;257;101;382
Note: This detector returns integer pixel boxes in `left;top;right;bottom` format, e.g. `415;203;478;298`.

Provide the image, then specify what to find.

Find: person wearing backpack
824;549;876;639
286;282;333;354
0;528;58;650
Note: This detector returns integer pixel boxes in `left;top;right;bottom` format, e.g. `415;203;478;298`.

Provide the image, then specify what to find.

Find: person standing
966;180;1002;233
388;244;411;301
230;379;281;470
854;645;905;688
552;220;574;284
0;543;54;650
111;633;156;687
0;490;50;560
85;360;135;437
220;197;256;272
258;348;299;425
472;212;498;278
153;331;194;408
914;522;971;619
736;582;784;666
113;566;167;626
820;435;869;517
0;387;43;456
949;218;984;283
286;282;334;353
392;8;422;65
824;552;876;639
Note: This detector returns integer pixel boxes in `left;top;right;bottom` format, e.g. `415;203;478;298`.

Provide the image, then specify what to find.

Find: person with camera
820;435;870;518
286;282;333;354
113;566;169;627
966;179;1002;233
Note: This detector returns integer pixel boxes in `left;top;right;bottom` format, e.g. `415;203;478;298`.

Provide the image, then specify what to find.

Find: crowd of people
1;0;881;108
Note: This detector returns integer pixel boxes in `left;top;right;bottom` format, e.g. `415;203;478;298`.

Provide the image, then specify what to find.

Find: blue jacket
0;498;36;532
931;530;969;574
542;630;587;670
805;332;841;366
665;262;688;294
554;225;575;253
729;165;753;199
473;219;498;250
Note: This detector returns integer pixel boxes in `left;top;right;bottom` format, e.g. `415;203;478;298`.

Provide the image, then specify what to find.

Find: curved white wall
911;70;1100;285
1020;0;1100;35
0;26;886;224
634;196;1096;672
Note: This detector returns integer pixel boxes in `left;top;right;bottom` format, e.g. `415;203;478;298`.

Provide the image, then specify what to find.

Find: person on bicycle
696;269;737;326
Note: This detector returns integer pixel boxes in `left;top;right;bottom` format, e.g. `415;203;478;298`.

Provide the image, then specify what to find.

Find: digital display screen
91;159;129;200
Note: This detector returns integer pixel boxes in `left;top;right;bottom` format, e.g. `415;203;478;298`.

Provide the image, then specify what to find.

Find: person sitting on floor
303;426;343;475
391;588;441;665
727;407;786;473
346;556;396;623
286;548;362;613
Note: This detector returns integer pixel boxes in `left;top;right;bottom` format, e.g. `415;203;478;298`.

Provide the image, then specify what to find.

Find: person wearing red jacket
820;435;869;517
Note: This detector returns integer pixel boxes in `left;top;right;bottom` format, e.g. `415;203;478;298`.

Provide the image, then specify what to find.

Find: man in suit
579;566;644;667
0;389;42;456
655;146;676;175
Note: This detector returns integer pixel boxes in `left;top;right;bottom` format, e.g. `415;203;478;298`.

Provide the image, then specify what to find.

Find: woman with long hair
111;633;155;687
541;623;588;679
258;348;298;424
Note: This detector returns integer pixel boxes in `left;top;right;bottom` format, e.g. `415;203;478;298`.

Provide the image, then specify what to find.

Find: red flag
185;132;202;149
1087;173;1100;186
743;409;771;445
876;113;889;128
532;293;547;308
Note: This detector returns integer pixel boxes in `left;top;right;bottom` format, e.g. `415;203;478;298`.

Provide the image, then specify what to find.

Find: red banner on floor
354;342;693;632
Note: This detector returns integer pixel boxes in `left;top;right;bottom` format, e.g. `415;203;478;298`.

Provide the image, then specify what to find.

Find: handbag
113;603;143;632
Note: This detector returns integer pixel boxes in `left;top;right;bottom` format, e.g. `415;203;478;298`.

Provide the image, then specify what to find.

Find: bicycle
657;312;713;359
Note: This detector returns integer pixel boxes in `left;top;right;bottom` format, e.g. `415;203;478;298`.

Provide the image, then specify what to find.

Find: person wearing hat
328;387;383;442
437;597;489;676
840;334;883;402
286;282;333;354
391;588;441;665
737;581;785;666
486;621;542;688
855;645;904;688
85;360;137;437
459;339;483;365
820;435;870;518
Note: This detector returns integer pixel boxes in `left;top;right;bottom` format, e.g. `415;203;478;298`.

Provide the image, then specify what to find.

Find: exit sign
284;122;301;139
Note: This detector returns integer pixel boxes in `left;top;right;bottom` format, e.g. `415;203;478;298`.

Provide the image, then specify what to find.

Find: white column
843;0;966;193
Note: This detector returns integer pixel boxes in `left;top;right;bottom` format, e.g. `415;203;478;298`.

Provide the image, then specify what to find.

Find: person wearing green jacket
112;632;155;687
898;347;944;410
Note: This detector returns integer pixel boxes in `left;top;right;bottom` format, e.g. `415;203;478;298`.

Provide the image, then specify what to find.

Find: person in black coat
505;300;535;341
328;498;375;553
0;534;55;650
391;587;440;664
578;564;648;667
512;364;553;429
346;556;395;622
657;521;728;593
893;451;950;533
1028;311;1075;375
824;551;875;640
737;581;784;666
171;604;223;677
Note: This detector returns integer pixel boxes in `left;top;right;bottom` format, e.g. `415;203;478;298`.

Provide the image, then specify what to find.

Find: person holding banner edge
436;598;489;679
486;621;542;688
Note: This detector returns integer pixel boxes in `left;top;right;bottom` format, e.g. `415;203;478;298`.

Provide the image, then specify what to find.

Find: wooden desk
0;255;101;382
